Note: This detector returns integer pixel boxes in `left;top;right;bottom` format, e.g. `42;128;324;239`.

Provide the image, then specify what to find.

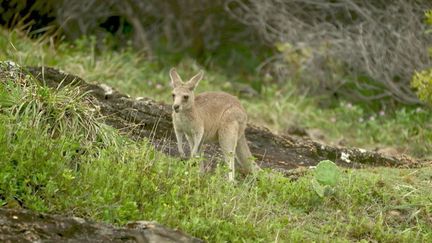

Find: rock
375;147;405;157
0;208;203;243
286;126;308;137
126;221;203;243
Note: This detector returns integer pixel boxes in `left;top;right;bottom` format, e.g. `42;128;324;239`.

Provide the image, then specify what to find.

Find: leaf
311;179;324;197
0;83;18;108
314;160;341;187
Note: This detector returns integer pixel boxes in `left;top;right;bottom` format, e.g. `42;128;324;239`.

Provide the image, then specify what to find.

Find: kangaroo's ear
169;68;183;88
186;70;204;91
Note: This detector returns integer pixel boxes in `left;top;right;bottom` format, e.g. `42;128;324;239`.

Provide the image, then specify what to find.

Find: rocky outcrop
23;65;424;173
0;208;203;243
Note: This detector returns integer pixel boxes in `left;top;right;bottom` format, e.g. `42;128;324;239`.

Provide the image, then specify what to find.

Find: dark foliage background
1;0;431;105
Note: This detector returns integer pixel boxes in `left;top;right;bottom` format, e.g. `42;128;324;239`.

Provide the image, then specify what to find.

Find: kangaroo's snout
173;104;180;112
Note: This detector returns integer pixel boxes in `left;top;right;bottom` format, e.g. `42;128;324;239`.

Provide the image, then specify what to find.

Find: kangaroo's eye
171;94;175;100
183;95;189;101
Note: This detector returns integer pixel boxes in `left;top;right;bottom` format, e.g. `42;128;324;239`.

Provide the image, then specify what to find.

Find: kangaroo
169;68;259;181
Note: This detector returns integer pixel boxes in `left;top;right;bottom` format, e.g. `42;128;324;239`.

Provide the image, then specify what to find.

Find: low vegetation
1;29;432;241
411;10;432;106
1;28;431;159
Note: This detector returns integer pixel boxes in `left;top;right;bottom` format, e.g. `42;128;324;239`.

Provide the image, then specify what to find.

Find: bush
228;0;432;104
412;69;432;104
411;10;432;105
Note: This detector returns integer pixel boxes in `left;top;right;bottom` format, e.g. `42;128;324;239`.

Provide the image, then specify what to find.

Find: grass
0;28;431;242
245;89;432;158
1;28;431;159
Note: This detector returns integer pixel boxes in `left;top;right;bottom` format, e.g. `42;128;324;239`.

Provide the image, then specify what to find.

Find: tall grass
0;61;430;242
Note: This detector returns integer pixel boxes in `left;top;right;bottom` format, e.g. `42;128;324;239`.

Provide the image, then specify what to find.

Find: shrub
411;10;432;105
228;0;432;104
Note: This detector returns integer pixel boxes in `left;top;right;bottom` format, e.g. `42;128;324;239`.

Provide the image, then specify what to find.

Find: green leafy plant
311;160;341;197
411;10;432;105
412;69;432;104
0;62;116;147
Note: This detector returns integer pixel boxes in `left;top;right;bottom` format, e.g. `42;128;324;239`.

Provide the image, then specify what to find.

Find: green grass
0;28;432;242
1;28;431;159
245;89;432;158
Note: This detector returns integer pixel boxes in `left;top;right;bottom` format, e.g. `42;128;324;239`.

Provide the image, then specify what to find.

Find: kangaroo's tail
235;134;260;175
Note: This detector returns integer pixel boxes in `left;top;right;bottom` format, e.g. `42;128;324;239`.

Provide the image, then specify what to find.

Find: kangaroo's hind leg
218;122;239;182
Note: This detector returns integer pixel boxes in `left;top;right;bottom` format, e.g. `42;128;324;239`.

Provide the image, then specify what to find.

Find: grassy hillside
0;29;431;242
1;29;431;159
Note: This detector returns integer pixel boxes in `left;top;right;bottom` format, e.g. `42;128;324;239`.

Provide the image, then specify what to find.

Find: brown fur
169;68;259;181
